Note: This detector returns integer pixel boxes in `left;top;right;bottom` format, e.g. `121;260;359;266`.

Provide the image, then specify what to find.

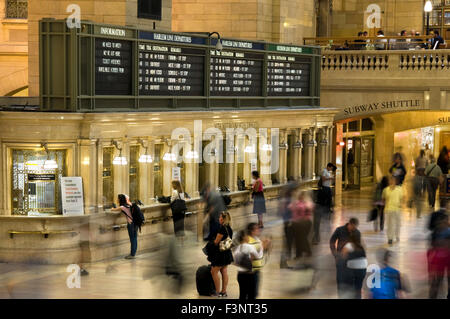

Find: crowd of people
336;29;445;51
109;152;449;299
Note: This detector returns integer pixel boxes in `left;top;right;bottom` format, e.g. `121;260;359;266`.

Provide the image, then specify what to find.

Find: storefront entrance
343;137;374;189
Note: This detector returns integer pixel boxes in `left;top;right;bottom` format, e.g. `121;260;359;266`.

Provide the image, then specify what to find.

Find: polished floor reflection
0;188;443;299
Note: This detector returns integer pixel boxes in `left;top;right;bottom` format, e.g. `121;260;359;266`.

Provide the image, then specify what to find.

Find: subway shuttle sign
341;99;422;118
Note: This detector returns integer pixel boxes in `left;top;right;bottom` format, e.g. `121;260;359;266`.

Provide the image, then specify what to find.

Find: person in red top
251;171;266;228
288;192;314;261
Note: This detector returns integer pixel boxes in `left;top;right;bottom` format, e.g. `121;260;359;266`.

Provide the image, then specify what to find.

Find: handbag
170;193;187;214
219;226;233;251
367;207;378;222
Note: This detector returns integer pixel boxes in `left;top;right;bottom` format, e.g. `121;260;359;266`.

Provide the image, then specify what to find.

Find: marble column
259;129;273;187
0;139;5;215
278;130;288;184
113;138;129;200
225;135;237;192
291;128;302;181
138;138;154;205
318;128;329;175
304;128;317;180
185;141;200;198
79;138;98;214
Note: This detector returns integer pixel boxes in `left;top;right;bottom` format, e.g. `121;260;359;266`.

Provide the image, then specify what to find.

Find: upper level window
138;0;162;21
6;0;28;19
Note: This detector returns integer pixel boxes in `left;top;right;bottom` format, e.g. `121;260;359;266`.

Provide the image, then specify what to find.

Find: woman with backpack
170;180;190;237
342;232;368;299
111;194;138;259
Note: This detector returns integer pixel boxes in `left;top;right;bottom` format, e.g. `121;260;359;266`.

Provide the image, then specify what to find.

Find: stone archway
0;69;28;96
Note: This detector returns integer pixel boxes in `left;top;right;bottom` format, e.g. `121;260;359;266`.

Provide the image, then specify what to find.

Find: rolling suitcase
196;265;215;296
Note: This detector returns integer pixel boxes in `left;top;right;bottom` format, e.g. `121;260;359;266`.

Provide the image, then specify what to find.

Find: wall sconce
208;31;223;51
137;139;153;163
41;142;58;169
338;141;345;147
111;140;127;165
245;145;256;153
260;144;273;151
293;140;303;149
163;152;176;162
279;141;288;150
186;150;199;159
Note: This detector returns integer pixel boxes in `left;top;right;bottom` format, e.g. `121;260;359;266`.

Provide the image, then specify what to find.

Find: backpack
222;194;232;206
131;202;145;233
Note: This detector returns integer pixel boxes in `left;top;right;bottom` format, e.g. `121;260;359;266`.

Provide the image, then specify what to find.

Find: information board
95;38;133;95
40;20;321;112
267;54;311;96
61;177;84;216
138;44;204;96
210;50;264;96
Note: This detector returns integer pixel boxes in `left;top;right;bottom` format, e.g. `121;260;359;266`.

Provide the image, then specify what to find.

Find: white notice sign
251;159;258;172
172;167;181;181
61;177;84;216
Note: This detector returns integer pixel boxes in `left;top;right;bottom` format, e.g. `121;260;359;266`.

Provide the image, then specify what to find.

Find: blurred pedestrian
233;229;269;299
437;146;449;175
330;218;361;298
246;222;271;298
209;212;234;297
389;153;406;185
342;232;368;299
111;194;138;259
373;176;389;232
279;182;296;268
370;249;410;299
427;205;450;299
320;162;336;214
425;155;443;209
382;176;404;245
251;171;266;228
201;183;226;242
412;150;428;218
170;180;190;237
288;192;314;263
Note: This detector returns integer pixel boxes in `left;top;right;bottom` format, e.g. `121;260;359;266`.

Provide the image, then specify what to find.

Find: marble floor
0;188;445;299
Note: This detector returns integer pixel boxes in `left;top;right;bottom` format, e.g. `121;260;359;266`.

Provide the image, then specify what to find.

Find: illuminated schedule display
138;44;204;96
40;20;321;112
267;54;311;96
95;38;133;95
210;50;264;96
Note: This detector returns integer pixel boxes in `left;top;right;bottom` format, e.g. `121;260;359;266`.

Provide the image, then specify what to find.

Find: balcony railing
321;49;450;71
304;36;441;51
5;0;28;19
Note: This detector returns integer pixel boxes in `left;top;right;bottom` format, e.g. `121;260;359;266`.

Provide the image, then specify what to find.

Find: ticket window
11;149;67;215
102;147;114;208
153;144;164;197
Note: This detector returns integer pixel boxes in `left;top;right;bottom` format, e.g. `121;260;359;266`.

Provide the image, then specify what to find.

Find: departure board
40;20;321;112
95;38;132;95
138;44;205;96
210;50;264;96
267;54;311;96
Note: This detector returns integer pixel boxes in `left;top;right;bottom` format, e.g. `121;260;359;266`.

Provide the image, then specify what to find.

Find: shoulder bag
219;226;233;251
170;192;187;213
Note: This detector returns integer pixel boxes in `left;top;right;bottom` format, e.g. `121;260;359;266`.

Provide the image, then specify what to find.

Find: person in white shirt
233;229;269;299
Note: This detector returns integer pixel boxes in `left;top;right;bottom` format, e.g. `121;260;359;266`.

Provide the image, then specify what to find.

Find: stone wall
329;0;423;37
172;0;316;45
27;0;172;97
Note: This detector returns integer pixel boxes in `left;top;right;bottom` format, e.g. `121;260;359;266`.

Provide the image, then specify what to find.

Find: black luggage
196;265;215;296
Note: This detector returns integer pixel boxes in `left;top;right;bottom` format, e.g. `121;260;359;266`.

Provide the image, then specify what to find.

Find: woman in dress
210;211;234;297
251;171;266;228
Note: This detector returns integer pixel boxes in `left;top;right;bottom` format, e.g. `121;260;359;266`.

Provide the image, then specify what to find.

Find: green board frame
39;19;321;113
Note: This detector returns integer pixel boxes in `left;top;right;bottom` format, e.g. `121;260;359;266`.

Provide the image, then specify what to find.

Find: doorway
344;137;375;189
